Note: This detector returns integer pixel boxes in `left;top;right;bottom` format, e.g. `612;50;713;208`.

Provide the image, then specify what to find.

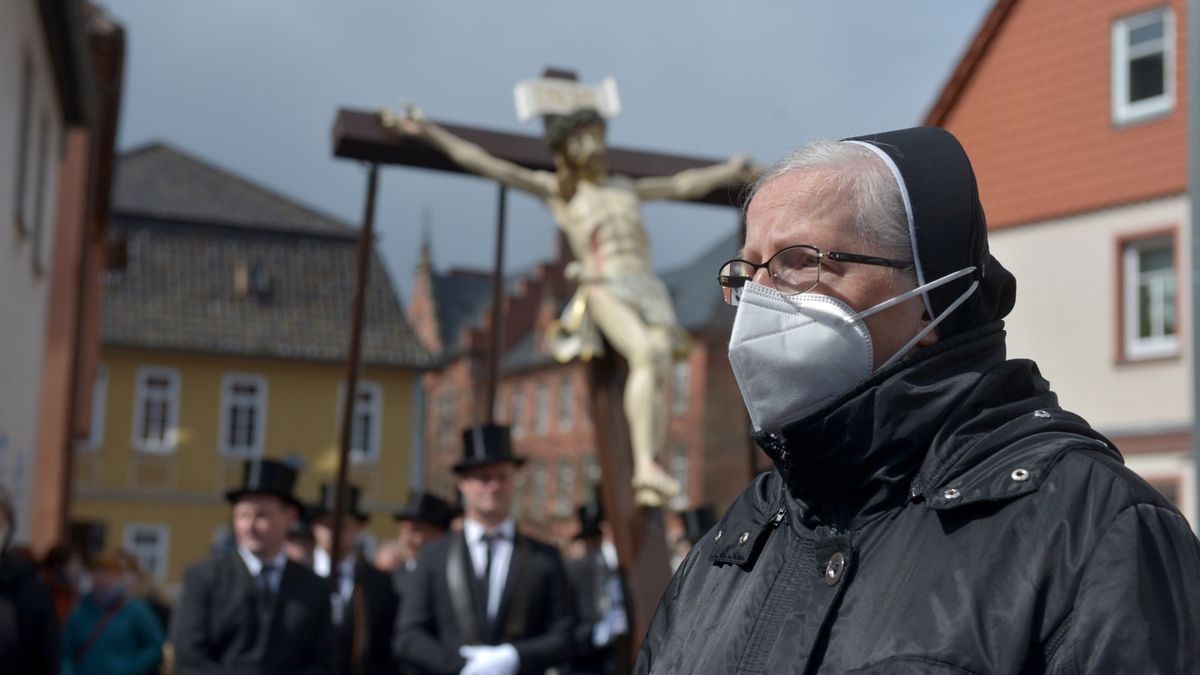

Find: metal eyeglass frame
717;244;911;304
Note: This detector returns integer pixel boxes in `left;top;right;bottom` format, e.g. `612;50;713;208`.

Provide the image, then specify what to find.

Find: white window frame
13;50;34;236
338;381;383;463
531;461;548;513
583;455;601;485
31;109;52;275
1123;235;1179;360
534;384;549;436
131;367;181;454
511;390;527;438
669;443;690;510
218;373;268;457
558;377;574;432
556;458;575;516
1112;7;1175;125
122;523;170;582
671;361;691;415
82;363;108;451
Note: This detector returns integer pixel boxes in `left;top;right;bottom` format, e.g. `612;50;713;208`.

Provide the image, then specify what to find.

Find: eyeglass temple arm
826;251;911;268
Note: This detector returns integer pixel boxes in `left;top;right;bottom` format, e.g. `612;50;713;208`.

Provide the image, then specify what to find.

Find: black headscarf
843;126;1016;338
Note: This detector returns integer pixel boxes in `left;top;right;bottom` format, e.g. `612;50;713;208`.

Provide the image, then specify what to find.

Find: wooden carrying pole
484;185;508;423
332;163;379;564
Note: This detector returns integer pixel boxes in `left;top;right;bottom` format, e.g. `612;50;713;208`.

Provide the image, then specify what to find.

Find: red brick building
926;0;1195;523
409;230;760;544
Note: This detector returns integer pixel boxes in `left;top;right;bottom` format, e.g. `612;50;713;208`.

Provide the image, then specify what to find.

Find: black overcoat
394;531;574;675
333;556;400;675
565;549;622;675
173;552;336;674
636;326;1200;674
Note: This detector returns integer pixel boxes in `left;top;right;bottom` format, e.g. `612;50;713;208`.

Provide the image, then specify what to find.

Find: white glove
607;605;629;638
459;644;520;675
591;606;630;647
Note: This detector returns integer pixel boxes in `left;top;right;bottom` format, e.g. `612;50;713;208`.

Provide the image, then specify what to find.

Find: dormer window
1112;7;1175;125
234;261;273;299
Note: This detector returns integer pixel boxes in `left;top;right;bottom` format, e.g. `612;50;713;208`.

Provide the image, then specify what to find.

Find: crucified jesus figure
381;106;757;507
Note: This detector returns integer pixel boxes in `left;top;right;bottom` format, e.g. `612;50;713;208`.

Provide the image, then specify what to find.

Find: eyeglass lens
718;246;822;305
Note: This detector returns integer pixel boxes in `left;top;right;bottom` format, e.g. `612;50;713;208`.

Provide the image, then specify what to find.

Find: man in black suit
565;502;627;675
173;458;336;674
311;483;399;675
389;491;455;600
395;424;574;675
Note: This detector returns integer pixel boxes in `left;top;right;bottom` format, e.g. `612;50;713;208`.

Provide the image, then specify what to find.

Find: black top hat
394;491;456;530
452;424;526;474
310;483;369;523
681;504;717;546
574;501;605;540
225;458;303;510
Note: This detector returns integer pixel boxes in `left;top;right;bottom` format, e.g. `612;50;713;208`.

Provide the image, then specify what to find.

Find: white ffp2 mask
728;268;978;433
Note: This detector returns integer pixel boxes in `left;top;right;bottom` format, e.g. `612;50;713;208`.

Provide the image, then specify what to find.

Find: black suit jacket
565;549;623;674
172;552;336;675
332;556;400;675
394;531;574;675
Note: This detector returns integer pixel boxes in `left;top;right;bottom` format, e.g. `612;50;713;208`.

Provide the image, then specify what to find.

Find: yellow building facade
70;144;436;588
73;348;421;586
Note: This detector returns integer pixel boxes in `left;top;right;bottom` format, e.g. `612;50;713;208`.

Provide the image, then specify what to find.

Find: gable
928;0;1186;229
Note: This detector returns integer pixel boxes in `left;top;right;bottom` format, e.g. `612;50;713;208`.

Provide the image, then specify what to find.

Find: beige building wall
989;195;1191;433
0;0;67;544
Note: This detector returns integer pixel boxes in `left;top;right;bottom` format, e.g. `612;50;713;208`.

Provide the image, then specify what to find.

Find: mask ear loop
878;278;980;371
855;266;977;321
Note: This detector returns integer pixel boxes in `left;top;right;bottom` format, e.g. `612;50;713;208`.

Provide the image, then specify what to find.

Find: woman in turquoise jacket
62;555;163;675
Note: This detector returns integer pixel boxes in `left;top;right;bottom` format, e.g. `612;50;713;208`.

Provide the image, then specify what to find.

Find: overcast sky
100;1;992;297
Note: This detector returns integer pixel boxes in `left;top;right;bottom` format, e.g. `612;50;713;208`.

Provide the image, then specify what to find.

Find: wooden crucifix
331;69;755;663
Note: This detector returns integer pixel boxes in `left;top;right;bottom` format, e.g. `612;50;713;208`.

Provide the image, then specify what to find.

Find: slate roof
102;144;434;368
660;229;740;333
113;143;353;236
431;269;493;353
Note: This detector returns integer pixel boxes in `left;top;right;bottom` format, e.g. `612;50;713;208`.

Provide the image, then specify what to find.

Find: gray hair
745;140;913;263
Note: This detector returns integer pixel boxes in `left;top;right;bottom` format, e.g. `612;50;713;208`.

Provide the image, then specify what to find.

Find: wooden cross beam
330;98;747;669
331;107;747;208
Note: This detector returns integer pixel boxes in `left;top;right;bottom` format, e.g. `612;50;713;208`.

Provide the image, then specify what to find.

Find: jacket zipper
761;432;844;532
770;506;786;527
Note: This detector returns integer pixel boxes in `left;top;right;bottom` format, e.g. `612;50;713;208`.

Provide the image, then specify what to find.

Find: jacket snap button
1011;468;1030;482
1033;410;1050;419
943;487;961;500
714;530;722;542
824;552;847;586
738;531;750;545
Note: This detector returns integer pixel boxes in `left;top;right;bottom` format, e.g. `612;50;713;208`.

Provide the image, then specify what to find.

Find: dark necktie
477;532;499;629
257;564;277;606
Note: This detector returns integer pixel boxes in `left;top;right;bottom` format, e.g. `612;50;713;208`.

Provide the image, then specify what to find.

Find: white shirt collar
237;546;287;576
313;547;358;578
601;540;619;571
463;517;516;543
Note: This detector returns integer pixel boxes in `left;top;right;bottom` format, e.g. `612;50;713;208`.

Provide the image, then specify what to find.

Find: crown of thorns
544;109;606;152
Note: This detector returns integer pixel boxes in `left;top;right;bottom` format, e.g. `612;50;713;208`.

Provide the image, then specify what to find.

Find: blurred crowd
0;458;714;675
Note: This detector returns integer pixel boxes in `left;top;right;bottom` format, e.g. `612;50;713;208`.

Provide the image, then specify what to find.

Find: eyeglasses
717;244;911;305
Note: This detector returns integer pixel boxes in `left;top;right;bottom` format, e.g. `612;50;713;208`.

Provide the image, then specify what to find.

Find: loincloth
545;273;691;363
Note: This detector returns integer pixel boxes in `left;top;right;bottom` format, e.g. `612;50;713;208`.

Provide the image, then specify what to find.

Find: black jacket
173;552;336;674
566;549;623;674
0;553;58;675
395;530;574;674
636;326;1200;674
332;556;400;675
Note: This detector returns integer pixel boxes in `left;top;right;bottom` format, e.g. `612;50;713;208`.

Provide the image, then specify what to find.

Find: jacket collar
754;323;1081;531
